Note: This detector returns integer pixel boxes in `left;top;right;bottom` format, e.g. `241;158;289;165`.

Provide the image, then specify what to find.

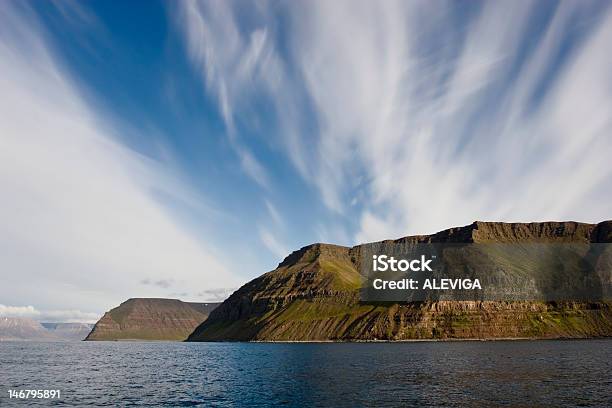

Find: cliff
188;220;612;341
85;298;219;341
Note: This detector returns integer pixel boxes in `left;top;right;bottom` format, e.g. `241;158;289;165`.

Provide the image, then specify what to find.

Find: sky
0;0;611;322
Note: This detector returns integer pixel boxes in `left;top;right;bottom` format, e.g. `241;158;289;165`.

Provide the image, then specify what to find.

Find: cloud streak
258;226;289;260
179;0;612;244
0;2;241;316
177;0;274;188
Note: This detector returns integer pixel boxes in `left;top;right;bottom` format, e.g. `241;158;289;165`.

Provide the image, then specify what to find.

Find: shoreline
211;336;612;344
4;336;610;344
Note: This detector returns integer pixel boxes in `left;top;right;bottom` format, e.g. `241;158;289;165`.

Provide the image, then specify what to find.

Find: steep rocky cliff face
85;298;219;341
188;221;612;341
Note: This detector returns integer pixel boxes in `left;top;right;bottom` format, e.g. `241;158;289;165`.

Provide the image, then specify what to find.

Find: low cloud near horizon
0;304;100;324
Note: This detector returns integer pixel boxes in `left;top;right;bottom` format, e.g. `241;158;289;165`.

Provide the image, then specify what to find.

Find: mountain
0;317;60;341
85;298;220;341
41;323;94;341
1;318;95;341
188;220;612;341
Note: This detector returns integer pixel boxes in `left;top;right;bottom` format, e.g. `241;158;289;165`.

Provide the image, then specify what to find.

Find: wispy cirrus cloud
176;0;274;189
0;2;241;317
258;226;289;260
258;200;289;259
178;0;612;244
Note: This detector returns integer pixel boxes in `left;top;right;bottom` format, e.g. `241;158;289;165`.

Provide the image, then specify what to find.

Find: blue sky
1;0;611;321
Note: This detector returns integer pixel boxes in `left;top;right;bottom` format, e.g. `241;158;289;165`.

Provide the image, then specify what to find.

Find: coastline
214;336;612;344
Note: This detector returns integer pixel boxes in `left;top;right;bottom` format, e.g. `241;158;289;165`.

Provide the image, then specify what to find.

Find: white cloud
179;1;612;244
0;305;39;318
258;227;289;260
264;200;283;227
0;3;241;314
177;0;272;188
0;304;100;323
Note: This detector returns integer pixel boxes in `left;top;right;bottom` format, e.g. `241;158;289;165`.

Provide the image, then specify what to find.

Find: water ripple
0;340;610;407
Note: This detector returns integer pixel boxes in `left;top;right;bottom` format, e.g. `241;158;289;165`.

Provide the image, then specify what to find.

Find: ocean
1;340;610;407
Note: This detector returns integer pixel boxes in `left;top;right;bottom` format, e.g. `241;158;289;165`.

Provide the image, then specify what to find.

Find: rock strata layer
188;221;612;341
85;298;219;341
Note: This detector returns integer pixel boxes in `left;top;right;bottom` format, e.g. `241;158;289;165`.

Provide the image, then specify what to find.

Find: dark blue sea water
0;340;611;407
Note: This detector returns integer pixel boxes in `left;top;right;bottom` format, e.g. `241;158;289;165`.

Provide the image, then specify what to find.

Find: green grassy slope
188;221;612;341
